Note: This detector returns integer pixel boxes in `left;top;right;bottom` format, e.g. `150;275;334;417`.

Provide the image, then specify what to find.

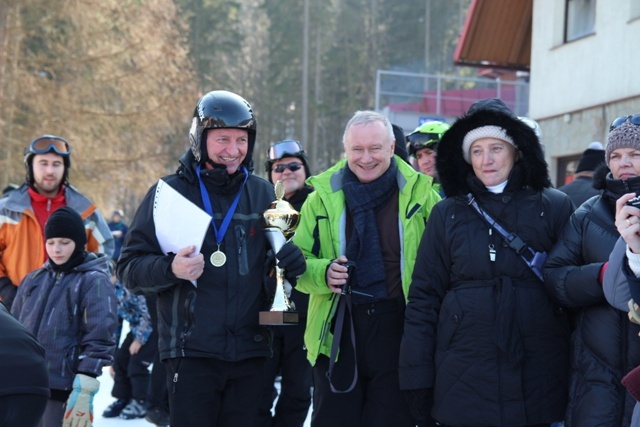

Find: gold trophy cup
260;181;301;325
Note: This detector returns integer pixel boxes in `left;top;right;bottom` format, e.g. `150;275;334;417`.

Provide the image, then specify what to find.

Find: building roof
454;0;532;71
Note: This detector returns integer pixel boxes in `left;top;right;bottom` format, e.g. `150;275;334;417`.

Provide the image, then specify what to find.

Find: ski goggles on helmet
272;162;303;173
610;114;640;131
27;135;71;156
407;132;441;151
267;140;304;161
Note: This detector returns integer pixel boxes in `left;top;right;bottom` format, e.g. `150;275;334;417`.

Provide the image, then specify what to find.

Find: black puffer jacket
544;167;640;427
400;99;575;426
118;150;275;362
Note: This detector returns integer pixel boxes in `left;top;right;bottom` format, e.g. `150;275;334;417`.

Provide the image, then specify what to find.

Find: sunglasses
272;162;303;173
28;136;71;156
610;114;640;131
267;140;304;161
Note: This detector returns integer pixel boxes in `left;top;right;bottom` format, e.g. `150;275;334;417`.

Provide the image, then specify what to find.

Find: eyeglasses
267;140;304;161
407;132;441;150
610;114;640;131
272;162;303;173
28;136;71;156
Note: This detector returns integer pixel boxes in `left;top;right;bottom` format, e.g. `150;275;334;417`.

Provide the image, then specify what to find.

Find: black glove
276;242;306;285
403;388;435;425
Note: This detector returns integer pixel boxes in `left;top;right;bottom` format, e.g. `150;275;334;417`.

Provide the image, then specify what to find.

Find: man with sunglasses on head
257;139;314;427
0;135;114;309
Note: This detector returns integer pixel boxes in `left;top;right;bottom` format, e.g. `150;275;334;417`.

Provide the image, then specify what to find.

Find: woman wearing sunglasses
258;139;314;427
265;139;312;203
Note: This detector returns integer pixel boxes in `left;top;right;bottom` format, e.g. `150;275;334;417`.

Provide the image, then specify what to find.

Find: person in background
102;260;156;421
108;209;128;260
391;123;411;164
117;90;306;427
0;135;114;309
399;98;574;426
292;110;441;426
11;206;118;427
544;119;640;426
2;183;18;197
558;141;605;206
407;121;451;197
0;300;49;427
257;139;314;427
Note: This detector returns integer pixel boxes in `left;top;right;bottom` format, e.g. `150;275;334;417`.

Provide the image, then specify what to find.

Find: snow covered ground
93;367;312;426
92;322;312;426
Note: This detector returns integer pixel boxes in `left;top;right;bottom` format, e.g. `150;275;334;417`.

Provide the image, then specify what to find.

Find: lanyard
196;164;248;245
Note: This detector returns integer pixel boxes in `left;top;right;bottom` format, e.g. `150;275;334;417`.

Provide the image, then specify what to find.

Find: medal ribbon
196;165;249;246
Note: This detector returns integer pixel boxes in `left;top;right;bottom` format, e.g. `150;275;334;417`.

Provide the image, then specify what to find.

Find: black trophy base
259;310;299;325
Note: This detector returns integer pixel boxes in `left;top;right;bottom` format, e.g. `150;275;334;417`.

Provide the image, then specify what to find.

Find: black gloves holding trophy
260;181;306;325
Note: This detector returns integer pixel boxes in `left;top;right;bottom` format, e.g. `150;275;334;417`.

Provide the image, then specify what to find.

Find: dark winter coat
557;175;602;208
0;301;49;398
285;185;313;318
399;99;575;426
11;252;117;391
544;169;640;427
117;150;275;362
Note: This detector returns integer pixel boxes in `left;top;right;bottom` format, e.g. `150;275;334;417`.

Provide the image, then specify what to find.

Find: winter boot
119;398;147;419
102;398;129;418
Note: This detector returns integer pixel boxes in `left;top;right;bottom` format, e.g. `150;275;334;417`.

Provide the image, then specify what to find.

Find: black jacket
400;99;575;426
545;170;640;427
557;175;602;208
117;150;275;362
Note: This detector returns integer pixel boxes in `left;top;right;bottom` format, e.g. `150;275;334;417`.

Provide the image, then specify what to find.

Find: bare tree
0;0;197;216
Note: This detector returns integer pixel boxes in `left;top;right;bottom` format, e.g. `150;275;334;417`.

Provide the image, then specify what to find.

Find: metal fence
375;70;530;131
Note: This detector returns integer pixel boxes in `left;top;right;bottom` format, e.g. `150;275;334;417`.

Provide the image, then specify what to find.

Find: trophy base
259;310;299;325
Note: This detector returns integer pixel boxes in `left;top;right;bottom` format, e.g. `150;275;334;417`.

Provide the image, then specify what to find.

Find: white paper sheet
153;179;211;287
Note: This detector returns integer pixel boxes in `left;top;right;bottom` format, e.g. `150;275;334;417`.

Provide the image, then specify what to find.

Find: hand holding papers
153;179;211;286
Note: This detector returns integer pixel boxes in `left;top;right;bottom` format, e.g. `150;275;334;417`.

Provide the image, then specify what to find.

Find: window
557;154;582;187
565;0;596;42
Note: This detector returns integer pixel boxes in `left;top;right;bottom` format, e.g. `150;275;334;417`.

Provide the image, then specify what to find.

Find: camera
627;195;640;209
340;261;356;296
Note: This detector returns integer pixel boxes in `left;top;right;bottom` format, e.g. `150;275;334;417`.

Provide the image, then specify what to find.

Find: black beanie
45;206;87;250
576;141;605;173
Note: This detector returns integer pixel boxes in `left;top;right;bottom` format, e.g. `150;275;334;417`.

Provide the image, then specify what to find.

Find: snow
92;322;312;426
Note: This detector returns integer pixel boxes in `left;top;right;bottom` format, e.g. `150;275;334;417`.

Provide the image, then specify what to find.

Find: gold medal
210;250;226;267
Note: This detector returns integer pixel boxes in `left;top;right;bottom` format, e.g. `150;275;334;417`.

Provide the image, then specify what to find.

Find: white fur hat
462;125;515;163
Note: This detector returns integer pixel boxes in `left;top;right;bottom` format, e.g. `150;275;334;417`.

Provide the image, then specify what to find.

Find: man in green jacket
292;110;441;426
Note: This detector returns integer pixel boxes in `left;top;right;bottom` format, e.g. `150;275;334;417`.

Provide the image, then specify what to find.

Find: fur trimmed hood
437;98;550;197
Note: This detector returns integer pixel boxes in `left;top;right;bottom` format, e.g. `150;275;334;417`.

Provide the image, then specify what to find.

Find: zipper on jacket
235;225;248;276
179;290;196;357
33;271;61;337
319;293;338;343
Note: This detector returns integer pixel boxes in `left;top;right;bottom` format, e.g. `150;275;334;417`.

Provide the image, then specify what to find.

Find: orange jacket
0;184;114;290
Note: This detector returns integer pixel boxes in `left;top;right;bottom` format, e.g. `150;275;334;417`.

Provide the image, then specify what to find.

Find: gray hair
342;110;394;145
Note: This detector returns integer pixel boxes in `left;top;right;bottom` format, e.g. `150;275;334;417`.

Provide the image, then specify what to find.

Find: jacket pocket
436;293;463;351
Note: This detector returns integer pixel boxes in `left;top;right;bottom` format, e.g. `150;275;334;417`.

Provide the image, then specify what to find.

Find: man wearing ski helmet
0;135;114;309
117;90;307;426
408;121;450;178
